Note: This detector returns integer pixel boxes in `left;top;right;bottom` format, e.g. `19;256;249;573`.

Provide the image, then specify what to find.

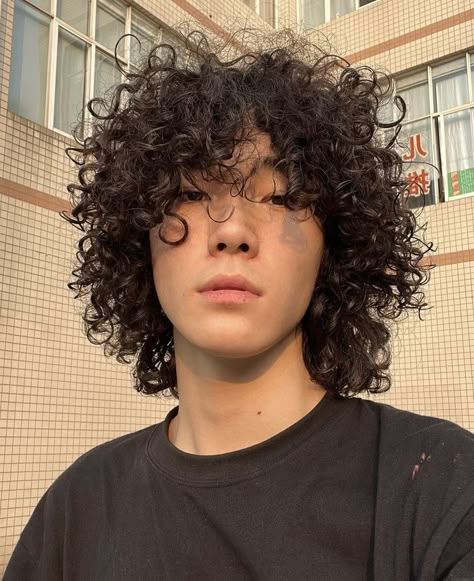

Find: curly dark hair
62;26;434;401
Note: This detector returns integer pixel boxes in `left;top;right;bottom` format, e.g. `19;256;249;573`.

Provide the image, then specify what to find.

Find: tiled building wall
311;0;474;74
366;198;474;426
1;0;473;574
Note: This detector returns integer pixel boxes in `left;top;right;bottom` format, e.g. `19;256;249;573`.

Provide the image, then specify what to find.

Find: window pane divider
426;65;439;203
46;18;59;129
467;52;473;104
90;0;96;39
125;5;132;68
85;43;95;135
86;0;96;135
430;115;440;204
432;102;474;118
56;20;92;44
94;43;127;64
438;114;449;202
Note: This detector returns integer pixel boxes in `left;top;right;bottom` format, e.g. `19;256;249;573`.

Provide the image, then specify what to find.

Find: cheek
281;214;324;284
149;228;178;304
149;226;198;311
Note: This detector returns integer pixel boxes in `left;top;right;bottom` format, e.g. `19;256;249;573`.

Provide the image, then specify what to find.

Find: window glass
397;83;430;122
96;0;126;57
130;11;160;67
8;0;49;125
444;110;474;198
433;58;468;112
332;0;355;19
396;69;429;121
159;28;187;68
94;50;121;99
301;0;325;28
359;0;376;6
399;118;436;208
57;0;89;35
54;28;87;134
28;0;51;11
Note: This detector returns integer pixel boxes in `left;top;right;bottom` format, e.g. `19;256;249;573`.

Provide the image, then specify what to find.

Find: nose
206;190;236;223
207;193;259;258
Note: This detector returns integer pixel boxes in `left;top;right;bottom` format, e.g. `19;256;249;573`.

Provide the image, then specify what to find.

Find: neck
168;327;327;455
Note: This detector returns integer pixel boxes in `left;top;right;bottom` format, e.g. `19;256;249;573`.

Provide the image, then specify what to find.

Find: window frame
248;0;278;29
297;0;378;30
8;0;168;139
396;52;474;205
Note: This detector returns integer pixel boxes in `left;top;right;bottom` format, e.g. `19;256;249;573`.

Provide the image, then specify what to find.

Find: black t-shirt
4;390;474;580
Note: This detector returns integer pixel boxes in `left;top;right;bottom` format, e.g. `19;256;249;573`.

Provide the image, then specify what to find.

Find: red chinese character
403;133;428;160
407;168;430;196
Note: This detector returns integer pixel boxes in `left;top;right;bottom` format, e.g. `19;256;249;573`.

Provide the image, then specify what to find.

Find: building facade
0;0;473;572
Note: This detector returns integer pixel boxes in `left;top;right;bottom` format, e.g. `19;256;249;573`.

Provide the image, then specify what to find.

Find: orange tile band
345;9;474;63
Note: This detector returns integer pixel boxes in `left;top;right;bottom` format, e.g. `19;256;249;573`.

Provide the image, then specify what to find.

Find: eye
259;192;287;206
179;190;210;202
269;194;287;206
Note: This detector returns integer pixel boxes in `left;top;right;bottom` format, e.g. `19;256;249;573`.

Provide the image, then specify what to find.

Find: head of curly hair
62;26;434;400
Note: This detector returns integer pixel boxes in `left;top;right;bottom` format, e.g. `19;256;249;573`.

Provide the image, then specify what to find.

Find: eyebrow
181;154;283;189
247;154;282;179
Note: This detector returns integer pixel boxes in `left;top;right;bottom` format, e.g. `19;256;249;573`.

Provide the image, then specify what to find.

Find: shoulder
356;398;474;522
8;422;163;568
355;400;474;579
45;421;161;499
356;396;474;459
353;397;474;502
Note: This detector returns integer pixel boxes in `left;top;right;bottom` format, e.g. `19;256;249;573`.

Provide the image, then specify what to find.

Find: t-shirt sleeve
3;481;66;581
415;423;474;580
3;538;40;580
434;504;474;580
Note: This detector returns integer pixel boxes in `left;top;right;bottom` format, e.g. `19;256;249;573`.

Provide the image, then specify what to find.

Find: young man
4;28;474;580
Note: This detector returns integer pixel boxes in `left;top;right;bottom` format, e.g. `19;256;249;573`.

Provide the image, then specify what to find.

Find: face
149;132;325;359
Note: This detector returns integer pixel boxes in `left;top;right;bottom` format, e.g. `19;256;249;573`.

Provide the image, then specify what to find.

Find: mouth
199;289;260;304
198;274;262;297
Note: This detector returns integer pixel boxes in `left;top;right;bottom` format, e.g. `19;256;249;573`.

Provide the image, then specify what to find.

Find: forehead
180;132;285;187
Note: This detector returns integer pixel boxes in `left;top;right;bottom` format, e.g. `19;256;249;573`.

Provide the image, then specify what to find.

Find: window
8;1;49;125
299;0;377;29
8;0;181;137
242;0;276;28
394;53;474;208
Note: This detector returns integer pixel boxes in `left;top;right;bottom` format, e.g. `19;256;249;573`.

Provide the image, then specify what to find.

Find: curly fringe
61;26;435;400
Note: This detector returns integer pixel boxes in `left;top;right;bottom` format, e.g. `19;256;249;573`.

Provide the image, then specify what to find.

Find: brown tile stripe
420;249;474;267
1;176;473;267
0;177;69;213
346;8;474;63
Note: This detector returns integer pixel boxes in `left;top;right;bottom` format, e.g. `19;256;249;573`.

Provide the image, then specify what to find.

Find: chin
200;339;266;359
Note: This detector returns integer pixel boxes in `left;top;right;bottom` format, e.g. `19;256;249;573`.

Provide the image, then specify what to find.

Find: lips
198;274;261;296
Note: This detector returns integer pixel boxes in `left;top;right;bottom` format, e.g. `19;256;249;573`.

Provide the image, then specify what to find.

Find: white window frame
396;52;474;205
297;0;378;30
252;0;278;29
9;0;167;139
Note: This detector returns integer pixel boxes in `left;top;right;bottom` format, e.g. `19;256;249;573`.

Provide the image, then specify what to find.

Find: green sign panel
448;167;474;197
